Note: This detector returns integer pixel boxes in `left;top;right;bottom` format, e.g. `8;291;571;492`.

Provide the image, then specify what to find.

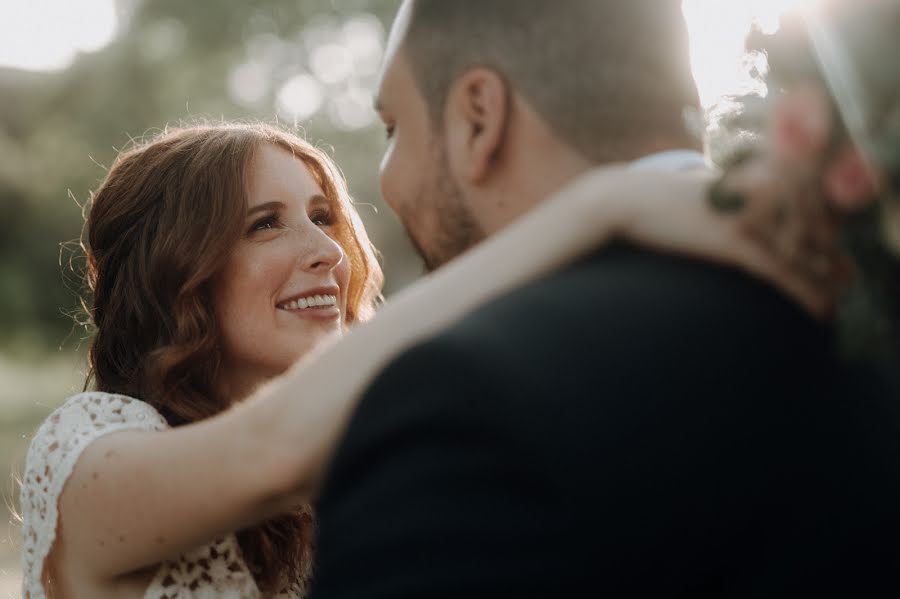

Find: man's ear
443;68;509;184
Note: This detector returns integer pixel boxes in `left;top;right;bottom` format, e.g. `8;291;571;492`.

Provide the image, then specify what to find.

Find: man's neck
477;138;705;237
478;151;594;238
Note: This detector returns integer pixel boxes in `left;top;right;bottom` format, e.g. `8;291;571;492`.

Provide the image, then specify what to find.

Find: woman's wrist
219;380;315;505
561;166;645;246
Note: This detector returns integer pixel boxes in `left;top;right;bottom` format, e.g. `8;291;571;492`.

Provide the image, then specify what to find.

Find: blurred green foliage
8;0;894;363
2;1;412;584
1;0;896;586
0;0;416;357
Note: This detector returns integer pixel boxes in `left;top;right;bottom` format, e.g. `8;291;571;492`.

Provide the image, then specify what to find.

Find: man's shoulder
359;245;836;446
442;244;825;367
315;248;900;599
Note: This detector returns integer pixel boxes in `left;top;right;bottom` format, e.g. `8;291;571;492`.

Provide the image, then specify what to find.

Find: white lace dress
20;391;306;599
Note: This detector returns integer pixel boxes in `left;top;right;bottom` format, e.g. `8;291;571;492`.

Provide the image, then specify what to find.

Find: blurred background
0;0;815;594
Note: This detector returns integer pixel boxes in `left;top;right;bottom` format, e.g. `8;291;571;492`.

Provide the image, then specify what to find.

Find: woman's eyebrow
246;201;284;217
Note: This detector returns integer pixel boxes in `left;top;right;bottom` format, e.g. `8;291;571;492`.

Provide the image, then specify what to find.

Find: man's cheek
380;158;409;213
378;141;394;178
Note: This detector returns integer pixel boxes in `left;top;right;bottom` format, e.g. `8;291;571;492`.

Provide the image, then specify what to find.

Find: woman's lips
278;303;341;321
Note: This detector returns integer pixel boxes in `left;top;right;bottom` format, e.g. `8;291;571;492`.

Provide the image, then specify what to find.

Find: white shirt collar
629;149;709;172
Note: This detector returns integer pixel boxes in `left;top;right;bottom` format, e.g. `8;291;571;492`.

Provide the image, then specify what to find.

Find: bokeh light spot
276;73;324;123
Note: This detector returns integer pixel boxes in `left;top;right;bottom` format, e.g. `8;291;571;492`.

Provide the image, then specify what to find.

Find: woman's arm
50;404;303;587
239;164;837;500
49;166;641;587
50;167;640;588
52;164;831;587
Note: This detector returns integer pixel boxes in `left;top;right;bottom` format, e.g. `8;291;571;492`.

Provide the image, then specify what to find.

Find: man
309;1;900;596
375;0;706;272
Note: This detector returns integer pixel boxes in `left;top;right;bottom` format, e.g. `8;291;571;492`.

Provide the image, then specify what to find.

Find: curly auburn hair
81;122;383;592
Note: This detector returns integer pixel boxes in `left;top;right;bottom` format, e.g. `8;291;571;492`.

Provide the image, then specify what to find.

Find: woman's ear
443;68;509;184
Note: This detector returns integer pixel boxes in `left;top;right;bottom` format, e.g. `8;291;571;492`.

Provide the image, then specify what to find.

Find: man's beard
406;146;485;272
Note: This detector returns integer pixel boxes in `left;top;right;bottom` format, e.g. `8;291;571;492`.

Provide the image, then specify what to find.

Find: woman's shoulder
35;390;169;439
22;390;169;496
24;390;170;479
20;393;171;598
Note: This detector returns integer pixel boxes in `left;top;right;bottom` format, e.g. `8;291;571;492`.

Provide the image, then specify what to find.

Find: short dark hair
403;0;703;162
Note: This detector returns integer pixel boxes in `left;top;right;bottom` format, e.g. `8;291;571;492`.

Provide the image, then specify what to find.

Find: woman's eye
249;215;280;233
311;210;335;227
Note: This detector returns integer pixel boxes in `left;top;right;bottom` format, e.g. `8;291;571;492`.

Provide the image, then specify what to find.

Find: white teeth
281;294;338;310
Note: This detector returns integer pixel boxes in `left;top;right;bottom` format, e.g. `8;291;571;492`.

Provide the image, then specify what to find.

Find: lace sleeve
20;392;168;599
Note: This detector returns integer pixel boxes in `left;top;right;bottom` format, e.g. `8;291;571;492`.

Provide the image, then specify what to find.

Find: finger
738;166;841;279
724;158;797;237
726;238;835;319
633;200;836;319
733;219;847;317
644;183;838;319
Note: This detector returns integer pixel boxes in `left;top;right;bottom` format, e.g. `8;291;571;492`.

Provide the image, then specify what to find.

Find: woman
21;125;383;599
17;117;847;599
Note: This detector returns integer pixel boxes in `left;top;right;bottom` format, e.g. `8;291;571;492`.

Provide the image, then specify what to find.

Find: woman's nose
298;226;345;274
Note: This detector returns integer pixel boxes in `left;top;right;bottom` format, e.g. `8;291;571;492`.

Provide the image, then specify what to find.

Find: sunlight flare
0;0;118;71
683;0;815;107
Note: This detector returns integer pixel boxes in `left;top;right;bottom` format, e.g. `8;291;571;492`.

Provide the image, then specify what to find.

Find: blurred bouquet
716;0;900;359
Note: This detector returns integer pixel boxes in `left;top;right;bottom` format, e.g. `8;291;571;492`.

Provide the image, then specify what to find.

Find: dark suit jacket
309;246;900;598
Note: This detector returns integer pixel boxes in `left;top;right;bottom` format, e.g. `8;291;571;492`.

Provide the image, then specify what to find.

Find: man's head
376;0;702;269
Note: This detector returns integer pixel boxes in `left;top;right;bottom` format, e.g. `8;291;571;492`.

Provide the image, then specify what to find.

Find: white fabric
20;391;305;599
630;149;709;172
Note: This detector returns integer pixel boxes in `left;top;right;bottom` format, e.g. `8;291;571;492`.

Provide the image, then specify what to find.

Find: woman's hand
250;158;855;507
555;163;851;319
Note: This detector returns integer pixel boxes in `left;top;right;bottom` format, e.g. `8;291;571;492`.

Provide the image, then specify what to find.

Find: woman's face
213;144;351;398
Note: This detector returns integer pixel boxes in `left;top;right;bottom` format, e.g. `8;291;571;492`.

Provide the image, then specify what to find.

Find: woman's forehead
246;144;326;207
